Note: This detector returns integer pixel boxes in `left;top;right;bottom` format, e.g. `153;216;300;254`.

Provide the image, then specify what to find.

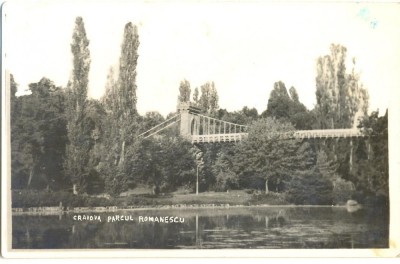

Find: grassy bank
12;189;289;209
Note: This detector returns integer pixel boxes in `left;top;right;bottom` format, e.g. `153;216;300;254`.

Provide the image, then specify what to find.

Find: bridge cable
191;113;248;130
142;117;181;139
137;114;179;137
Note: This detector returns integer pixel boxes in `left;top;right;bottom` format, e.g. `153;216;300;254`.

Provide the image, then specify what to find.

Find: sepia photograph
1;0;400;258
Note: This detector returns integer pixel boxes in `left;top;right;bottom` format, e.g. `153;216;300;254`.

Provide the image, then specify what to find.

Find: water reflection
12;207;388;249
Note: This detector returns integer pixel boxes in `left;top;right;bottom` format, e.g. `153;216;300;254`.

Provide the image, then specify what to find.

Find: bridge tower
177;102;201;140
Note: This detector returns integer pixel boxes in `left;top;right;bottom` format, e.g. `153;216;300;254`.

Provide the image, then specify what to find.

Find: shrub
12;190;113;208
287;172;333;205
332;178;355;205
249;192;288;205
244;189;255;194
13;190;69;208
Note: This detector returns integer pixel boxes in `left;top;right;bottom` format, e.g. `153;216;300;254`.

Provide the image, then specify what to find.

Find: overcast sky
4;1;400;117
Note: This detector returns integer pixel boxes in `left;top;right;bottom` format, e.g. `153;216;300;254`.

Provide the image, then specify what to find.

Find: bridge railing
191;129;364;143
292;129;364;139
192;133;248;143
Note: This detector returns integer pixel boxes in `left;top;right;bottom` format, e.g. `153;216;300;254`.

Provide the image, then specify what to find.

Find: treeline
10;17;388;205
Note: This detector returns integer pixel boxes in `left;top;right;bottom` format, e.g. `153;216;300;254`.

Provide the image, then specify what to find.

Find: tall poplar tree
118;22;140;118
314;44;369;189
193;87;199;105
199;81;219;115
100;22;140;196
64;17;92;194
315;44;368;129
178;79;191;103
102;67;118;115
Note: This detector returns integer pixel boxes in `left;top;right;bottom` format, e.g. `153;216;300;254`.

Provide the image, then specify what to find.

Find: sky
4;1;400;117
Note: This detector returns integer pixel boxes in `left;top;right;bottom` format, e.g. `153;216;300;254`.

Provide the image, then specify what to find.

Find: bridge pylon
177;102;201;140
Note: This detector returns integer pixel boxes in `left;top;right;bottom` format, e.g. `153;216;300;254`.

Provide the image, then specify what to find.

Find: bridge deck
191;129;364;143
191;133;248;143
293;129;364;139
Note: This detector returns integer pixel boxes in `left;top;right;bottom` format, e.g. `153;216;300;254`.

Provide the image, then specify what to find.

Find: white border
1;0;400;258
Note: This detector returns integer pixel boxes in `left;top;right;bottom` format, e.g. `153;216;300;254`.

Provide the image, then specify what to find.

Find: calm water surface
12;206;388;249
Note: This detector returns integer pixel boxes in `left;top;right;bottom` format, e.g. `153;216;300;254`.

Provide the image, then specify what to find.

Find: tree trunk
333;138;338;161
366;140;371;160
27;167;34;187
265;179;269;194
73;184;78;195
349;139;353;173
119;141;125;166
153;184;160;195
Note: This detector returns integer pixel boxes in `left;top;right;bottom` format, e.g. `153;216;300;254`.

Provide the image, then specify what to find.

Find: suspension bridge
139;102;365;143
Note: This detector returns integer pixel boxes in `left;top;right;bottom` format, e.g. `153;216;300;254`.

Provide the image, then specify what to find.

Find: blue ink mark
370;19;378;29
357;7;378;29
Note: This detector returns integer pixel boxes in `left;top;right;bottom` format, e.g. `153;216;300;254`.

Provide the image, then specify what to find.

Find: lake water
12;206;388;249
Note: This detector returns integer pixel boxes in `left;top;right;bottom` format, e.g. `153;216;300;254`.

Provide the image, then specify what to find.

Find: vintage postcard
1;0;400;258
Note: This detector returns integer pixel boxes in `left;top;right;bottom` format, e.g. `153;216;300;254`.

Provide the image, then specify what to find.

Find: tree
209;82;219;114
315;150;338;180
287;170;333;205
315;44;369;129
10;74;18;113
199;83;211;112
12;78;68;190
100;22;141;196
313;44;369;191
118;22;140;118
217;106;258;126
69;17;90;113
241;106;259;121
289;86;299;102
102;67;118;115
199;81;219;115
100;67;120;193
132;136;195;194
346;58;369;128
140;111;165;132
263;81;292;120
314;150;354;205
233;118;315;192
10;74;24;188
212;145;239;191
315;44;346;129
286;145;337;205
193;87;199;105
178;79;191;103
263;81;314;130
356;110;388;197
64;17;92;194
84;99;107;194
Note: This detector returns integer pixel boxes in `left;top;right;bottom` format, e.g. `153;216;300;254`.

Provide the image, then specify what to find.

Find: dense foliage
356;110;389;197
10;19;388;206
262;81;315;130
233;118;315;192
11;77;68;190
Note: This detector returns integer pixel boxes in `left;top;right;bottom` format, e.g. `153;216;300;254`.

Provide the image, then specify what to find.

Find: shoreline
11;203;350;215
